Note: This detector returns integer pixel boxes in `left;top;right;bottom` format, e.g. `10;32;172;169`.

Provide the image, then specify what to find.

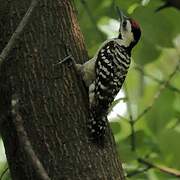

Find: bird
75;8;141;144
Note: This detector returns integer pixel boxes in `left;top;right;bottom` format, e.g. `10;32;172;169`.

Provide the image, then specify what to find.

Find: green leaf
158;129;180;167
146;89;176;135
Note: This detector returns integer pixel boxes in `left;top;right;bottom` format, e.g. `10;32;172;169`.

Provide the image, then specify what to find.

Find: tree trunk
0;0;125;179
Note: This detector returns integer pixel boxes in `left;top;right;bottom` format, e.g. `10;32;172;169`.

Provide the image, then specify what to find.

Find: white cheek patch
126;21;132;32
121;21;134;47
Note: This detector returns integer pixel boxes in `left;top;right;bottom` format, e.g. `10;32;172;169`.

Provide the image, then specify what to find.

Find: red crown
130;19;140;29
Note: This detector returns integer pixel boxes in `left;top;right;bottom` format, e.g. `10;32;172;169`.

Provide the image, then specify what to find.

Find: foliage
0;140;9;180
0;0;180;179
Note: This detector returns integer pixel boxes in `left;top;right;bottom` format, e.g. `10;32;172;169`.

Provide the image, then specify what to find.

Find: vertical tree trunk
0;0;125;179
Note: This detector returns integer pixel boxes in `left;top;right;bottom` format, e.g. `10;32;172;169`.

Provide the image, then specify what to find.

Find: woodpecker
75;9;141;144
58;9;141;144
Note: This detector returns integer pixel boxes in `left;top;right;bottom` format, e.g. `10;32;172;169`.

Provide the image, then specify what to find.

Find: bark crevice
0;0;125;179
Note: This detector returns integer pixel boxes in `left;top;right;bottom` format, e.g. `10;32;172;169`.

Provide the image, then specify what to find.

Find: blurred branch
108;97;127;114
12;96;50;180
124;84;136;151
80;0;104;40
0;167;9;180
116;97;127;101
139;66;145;96
138;158;180;177
134;65;180;94
126;166;151;178
111;0;116;9
155;2;170;12
155;0;180;12
117;114;129;122
0;0;39;68
171;118;180;129
135;61;180;122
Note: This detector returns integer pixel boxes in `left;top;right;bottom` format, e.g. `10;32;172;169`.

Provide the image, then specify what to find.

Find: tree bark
0;0;125;179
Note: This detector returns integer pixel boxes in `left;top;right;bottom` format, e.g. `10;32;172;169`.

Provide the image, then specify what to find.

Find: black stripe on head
129;19;141;50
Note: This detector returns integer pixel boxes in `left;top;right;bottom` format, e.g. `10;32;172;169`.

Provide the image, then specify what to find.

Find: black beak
116;6;124;23
116;7;128;30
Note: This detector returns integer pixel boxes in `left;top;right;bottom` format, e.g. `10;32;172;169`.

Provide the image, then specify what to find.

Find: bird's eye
122;20;127;28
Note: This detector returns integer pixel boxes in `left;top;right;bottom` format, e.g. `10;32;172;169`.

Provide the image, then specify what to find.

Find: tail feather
88;108;108;144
